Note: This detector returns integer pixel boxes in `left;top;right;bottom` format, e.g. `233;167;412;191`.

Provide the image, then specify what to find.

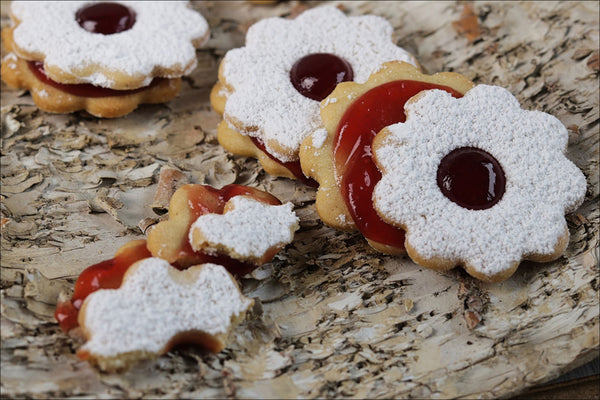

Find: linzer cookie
146;183;289;275
372;85;587;282
210;6;419;184
1;1;209;117
299;61;474;254
77;258;253;372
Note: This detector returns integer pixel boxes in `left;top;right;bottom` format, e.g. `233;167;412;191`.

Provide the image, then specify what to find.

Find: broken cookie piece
146;184;283;275
189;196;299;265
78;258;253;372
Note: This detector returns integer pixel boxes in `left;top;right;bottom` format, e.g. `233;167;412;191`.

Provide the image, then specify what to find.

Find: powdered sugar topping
311;128;329;149
80;259;252;357
373;85;586;278
10;1;209;88
189;196;299;261
221;6;418;162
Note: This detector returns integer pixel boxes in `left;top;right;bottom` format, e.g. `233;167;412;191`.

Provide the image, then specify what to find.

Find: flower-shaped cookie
8;1;209;89
1;1;208;117
372;85;587;282
299;61;474;254
211;6;418;182
78;258;253;371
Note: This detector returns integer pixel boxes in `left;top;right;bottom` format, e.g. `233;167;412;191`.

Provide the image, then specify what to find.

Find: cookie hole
437;146;506;210
76;2;136;35
290;53;353;101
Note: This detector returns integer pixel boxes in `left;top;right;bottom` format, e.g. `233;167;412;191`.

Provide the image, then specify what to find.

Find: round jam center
76;2;136;35
437;147;506;210
290;53;354;101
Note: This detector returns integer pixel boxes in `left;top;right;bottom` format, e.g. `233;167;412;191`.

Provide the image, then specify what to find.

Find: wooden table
2;1;598;398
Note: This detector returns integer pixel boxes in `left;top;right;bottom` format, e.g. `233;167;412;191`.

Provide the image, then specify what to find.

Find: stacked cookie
213;6;587;282
210;6;419;185
1;1;209;117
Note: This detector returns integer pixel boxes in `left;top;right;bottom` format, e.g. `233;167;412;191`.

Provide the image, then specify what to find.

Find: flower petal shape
372;85;587;282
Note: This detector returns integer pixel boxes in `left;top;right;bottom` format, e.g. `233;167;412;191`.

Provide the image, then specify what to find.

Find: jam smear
334;80;463;248
250;137;318;187
54;240;151;332
76;2;136;35
290;53;354;101
27;61;161;98
437;147;505;210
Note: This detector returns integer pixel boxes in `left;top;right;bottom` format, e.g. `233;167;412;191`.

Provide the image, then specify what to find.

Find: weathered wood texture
1;1;598;399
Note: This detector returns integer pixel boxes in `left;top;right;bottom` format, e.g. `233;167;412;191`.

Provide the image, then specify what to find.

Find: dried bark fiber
1;1;598;399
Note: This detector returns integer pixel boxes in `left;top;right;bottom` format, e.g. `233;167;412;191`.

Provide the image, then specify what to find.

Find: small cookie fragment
212;6;419;181
146;184;282;275
372;85;587;282
189;196;299;265
299;61;474;254
78;258;253;372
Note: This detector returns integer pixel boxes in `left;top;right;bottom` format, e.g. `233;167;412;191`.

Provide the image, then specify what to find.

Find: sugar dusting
81;259;252;357
10;1;209;88
189;197;299;260
373;85;587;277
311;128;328;149
221;6;418;162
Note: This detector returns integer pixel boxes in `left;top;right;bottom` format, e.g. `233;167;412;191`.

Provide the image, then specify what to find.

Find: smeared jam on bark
334;80;463;248
437;146;506;210
76;2;136;35
290;53;354;101
27;61;162;97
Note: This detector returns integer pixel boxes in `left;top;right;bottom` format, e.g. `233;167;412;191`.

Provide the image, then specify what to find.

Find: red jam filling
55;184;282;333
27;61;161;98
76;2;136;35
334;80;463;248
437;147;505;210
54;240;151;332
169;184;282;273
250;137;318;187
290;53;354;101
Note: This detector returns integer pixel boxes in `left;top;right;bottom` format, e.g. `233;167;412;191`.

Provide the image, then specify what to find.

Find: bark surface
1;1;598;398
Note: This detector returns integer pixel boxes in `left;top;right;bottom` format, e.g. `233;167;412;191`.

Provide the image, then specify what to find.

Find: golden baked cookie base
1;57;181;118
4;23;208;90
210;81;297;180
299;61;475;254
